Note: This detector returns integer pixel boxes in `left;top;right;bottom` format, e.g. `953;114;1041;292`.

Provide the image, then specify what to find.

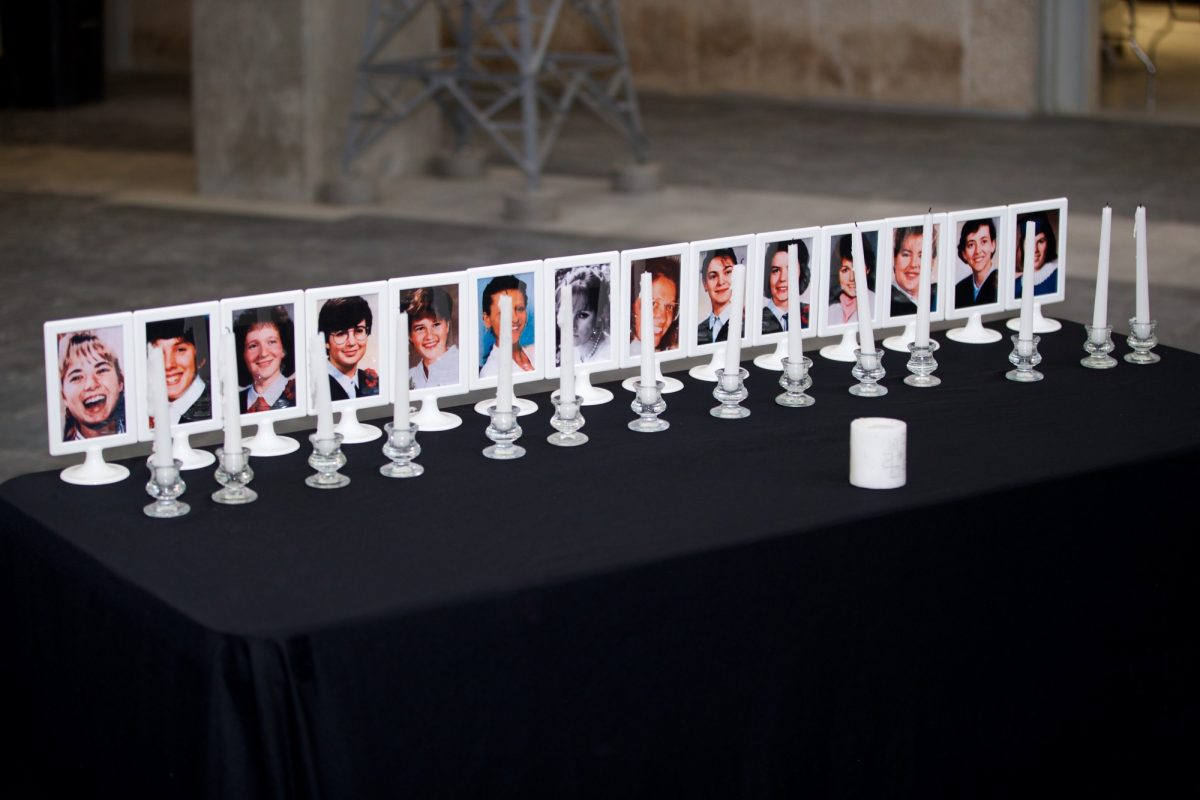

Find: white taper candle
559;285;575;402
916;215;932;348
723;262;746;374
1134;205;1150;324
639;271;655;390
221;332;242;456
148;343;174;467
852;229;876;353
394;312;410;429
1018;221;1036;342
786;244;803;360
310;334;335;440
1092;206;1111;330
496;295;513;413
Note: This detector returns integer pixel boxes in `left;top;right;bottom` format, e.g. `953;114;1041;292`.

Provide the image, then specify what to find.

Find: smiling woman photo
889;225;938;317
233;305;297;413
401;285;459;389
58;329;126;440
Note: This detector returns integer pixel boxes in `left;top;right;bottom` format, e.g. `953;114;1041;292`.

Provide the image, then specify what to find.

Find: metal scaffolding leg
342;0;648;193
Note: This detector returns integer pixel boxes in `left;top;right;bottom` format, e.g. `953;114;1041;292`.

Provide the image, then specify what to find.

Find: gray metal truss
343;0;647;190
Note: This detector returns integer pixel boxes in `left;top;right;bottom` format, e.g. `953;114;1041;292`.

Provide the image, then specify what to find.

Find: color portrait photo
315;294;381;402
145;315;213;429
399;283;461;390
232;303;299;414
628;254;682;357
476;270;538;378
55;326;128;443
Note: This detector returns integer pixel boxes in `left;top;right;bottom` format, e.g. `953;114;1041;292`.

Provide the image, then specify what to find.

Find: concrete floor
1;76;1197;481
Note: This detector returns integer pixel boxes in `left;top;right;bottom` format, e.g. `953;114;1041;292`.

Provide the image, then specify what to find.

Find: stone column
192;0;441;202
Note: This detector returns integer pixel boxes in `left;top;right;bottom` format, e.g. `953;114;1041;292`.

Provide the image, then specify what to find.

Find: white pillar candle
148;343;174;468
849;417;906;490
852;229;876;353
1018;221;1037;342
310;334;335;440
915;214;933;348
1134;205;1150;324
786;244;803;360
1092;205;1112;330
559;285;575;402
639;271;655;390
496;294;513;413
221;332;242;456
394;312;410;429
723;262;746;374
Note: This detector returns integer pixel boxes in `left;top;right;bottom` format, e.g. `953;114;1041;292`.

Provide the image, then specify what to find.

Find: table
2;321;1197;798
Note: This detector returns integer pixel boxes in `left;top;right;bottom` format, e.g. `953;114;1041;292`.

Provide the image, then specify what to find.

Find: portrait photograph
220;290;308;423
133;301;222;440
43;312;138;456
391;272;469;400
880;214;949;327
945;206;1008;320
617;243;688;369
467;261;545;390
543;252;619;377
685;234;754;356
816;221;885;337
752;227;822;346
1005;197;1068;309
305;281;390;413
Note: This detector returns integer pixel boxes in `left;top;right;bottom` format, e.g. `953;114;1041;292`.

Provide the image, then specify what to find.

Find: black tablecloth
3;321;1197;798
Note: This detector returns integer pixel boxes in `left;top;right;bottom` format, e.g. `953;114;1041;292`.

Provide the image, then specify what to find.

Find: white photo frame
133;301;223;441
944;206;1009;320
751;227;824;346
542;252;620;377
1004;197;1068;310
305;281;390;414
685;234;756;357
219;290;308;424
44;312;138;456
880;214;950;327
390;272;470;401
816;221;886;337
467;261;546;391
617;243;689;369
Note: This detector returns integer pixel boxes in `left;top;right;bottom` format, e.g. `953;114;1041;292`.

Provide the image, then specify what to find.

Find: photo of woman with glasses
629;255;681;355
315;295;380;400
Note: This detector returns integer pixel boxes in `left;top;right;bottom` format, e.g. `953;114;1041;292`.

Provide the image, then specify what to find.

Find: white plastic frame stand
60;445;130;486
1004;301;1062;334
172;432;215;470
621;363;684;394
474;396;538;417
552;371;613;406
688;351;724;382
412;396;462;431
883;321;916;354
335;408;383;444
820;330;859;362
753;341;787;371
946;312;1002;344
245;419;301;456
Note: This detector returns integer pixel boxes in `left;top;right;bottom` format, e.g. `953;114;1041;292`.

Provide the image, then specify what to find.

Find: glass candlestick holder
1006;334;1044;382
306;433;350;489
548;394;588;446
1081;324;1117;369
144;458;189;518
212;446;256;504
483;404;525;460
380;421;423;478
849;348;887;397
904;340;941;388
711;367;750;419
776;356;815;407
628;380;669;432
1124;318;1161;364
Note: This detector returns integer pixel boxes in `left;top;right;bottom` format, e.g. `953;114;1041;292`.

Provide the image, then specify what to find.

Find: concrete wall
560;0;1039;114
192;0;441;202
